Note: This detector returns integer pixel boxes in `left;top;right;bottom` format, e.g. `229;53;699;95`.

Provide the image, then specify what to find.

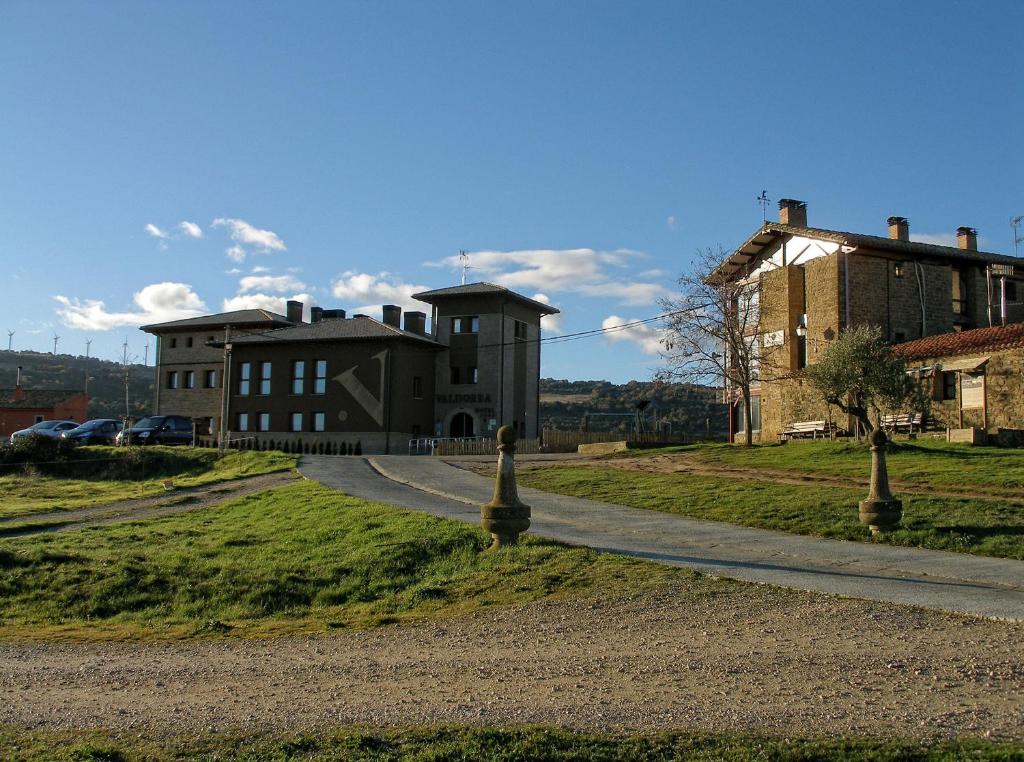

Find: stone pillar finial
480;425;531;549
859;429;903;535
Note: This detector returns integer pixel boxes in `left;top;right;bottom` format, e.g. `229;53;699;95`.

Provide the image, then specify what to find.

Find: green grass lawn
3;726;1021;761
0;447;297;518
0;480;681;640
631;439;1024;491
518;466;1024;560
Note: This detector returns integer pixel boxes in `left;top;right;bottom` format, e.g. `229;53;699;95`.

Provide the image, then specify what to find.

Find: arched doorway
449;412;475;438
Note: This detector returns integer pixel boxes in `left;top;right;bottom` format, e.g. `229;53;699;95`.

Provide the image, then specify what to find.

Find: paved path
299;455;1024;621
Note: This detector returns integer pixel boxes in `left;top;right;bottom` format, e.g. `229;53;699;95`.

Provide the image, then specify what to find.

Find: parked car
116;415;195;446
60;419;122;446
9;420;79;444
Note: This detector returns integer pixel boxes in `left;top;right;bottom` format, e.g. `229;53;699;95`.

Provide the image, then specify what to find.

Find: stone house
894;323;1024;438
712;199;1024;442
141;283;556;453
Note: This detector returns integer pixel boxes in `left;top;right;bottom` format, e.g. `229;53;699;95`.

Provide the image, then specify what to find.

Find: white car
9;420;80;444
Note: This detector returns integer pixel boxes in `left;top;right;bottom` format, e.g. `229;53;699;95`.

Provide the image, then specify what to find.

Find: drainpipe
385;347;393;454
1001;276;1008;326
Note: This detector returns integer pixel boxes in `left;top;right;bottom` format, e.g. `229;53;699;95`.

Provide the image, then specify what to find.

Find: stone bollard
859;428;903;535
480;425;531;549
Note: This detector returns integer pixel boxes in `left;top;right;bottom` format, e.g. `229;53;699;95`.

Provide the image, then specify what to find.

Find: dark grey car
118;415;195;446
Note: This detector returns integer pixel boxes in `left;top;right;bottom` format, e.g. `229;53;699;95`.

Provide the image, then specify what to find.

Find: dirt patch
0;471;298;537
459;454;1024;504
0;582;1021;740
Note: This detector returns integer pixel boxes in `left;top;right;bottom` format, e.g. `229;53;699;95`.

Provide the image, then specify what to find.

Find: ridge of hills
0;351;728;437
0;350;153;420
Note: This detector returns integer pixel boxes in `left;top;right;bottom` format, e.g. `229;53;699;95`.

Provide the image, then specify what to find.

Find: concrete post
859;429;903;535
480;425;531;548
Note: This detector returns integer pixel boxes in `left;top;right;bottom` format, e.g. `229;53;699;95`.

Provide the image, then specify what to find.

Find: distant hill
540;378;728;438
0;350;154;420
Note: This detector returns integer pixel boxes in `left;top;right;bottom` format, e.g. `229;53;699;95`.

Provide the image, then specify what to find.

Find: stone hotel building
141;283;557;453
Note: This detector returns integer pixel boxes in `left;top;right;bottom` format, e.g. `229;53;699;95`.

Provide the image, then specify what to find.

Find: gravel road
2;581;1021;741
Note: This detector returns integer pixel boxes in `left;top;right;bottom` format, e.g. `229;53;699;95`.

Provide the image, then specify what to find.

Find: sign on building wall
761;330;785;348
960;373;985;410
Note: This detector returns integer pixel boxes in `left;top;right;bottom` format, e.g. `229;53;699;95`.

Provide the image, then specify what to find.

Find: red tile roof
894;323;1024;361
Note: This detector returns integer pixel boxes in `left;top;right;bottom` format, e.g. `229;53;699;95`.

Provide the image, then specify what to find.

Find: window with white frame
258;413;270;432
313;360;326;394
313;412;325;432
167;371;179;389
290;412;303;432
291;360;305;394
451;316;479;334
239;362;251;395
237;412;249;431
259;362;272;395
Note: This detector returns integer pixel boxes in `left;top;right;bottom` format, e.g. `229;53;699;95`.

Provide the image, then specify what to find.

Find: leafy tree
803;326;919;435
659;247;774;446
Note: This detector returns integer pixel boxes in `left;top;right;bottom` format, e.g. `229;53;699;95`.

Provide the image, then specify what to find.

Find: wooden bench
778;420;838;443
880;413;924;432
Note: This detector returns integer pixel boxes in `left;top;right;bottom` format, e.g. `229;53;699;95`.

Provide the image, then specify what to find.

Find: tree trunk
742;388;753;447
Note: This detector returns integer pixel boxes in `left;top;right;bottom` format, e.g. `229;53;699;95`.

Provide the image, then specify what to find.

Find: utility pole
52;333;60;355
122;339;131;427
84;339;92;395
219;325;233;451
1012;216;1023;258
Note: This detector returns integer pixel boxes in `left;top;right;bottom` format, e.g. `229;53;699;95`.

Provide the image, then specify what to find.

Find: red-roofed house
894;323;1024;437
0;368;88;438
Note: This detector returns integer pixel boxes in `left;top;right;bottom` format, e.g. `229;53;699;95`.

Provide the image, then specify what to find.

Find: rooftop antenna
6;331;13;351
52;333;60;355
757;190;770;224
1012;216;1023;258
459;250;473;285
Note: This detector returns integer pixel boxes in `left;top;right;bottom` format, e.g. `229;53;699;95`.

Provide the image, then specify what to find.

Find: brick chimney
286;300;303;323
382;304;402;328
778;199;807;227
956;226;978;251
403;311;426;335
310;306;323;323
13;366;24;402
887;216;909;241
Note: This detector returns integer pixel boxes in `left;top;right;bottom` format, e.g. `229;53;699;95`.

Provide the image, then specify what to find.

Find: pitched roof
412;282;559;314
715;222;1024;281
0;388;86;409
141;309;293;332
226;316;443;347
894;323;1024;361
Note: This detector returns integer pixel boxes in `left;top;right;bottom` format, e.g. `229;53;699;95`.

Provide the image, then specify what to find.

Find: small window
204;370;217;388
167;371;179;389
450;366;461;384
258;413;270;432
943;372;957;400
468;366;478;384
313;360;327;395
186;336;193;348
290;412;303;432
291;360;305;395
239;362;251;395
237;413;249;432
894;331;906;343
184;370;195;389
170;337;177;349
514;320;527;340
1007;280;1018;302
207;335;215;343
413;376;423;399
34;415;44;423
313;412;325;432
893;262;905;279
451;316;479;334
259;362;272;395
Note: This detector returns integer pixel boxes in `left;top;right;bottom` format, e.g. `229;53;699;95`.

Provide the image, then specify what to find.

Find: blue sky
2;0;1021;382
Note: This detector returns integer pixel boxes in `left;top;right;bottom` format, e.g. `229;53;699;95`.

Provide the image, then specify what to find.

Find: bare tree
658;247;769;446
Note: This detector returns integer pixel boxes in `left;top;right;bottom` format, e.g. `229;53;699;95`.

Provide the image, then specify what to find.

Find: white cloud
250;265;271;273
532;293;562;333
331;272;431;313
911;233;957;247
222;292;316;320
212;217;286;254
238;275;307;294
432;248;670;306
178;221;203;238
225;268;242;275
54;282;207;331
667;215;678;230
144;223;168;239
601;315;665;355
226;245;246;263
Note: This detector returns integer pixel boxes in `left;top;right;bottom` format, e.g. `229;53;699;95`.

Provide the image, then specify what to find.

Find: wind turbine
52;333;60;355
